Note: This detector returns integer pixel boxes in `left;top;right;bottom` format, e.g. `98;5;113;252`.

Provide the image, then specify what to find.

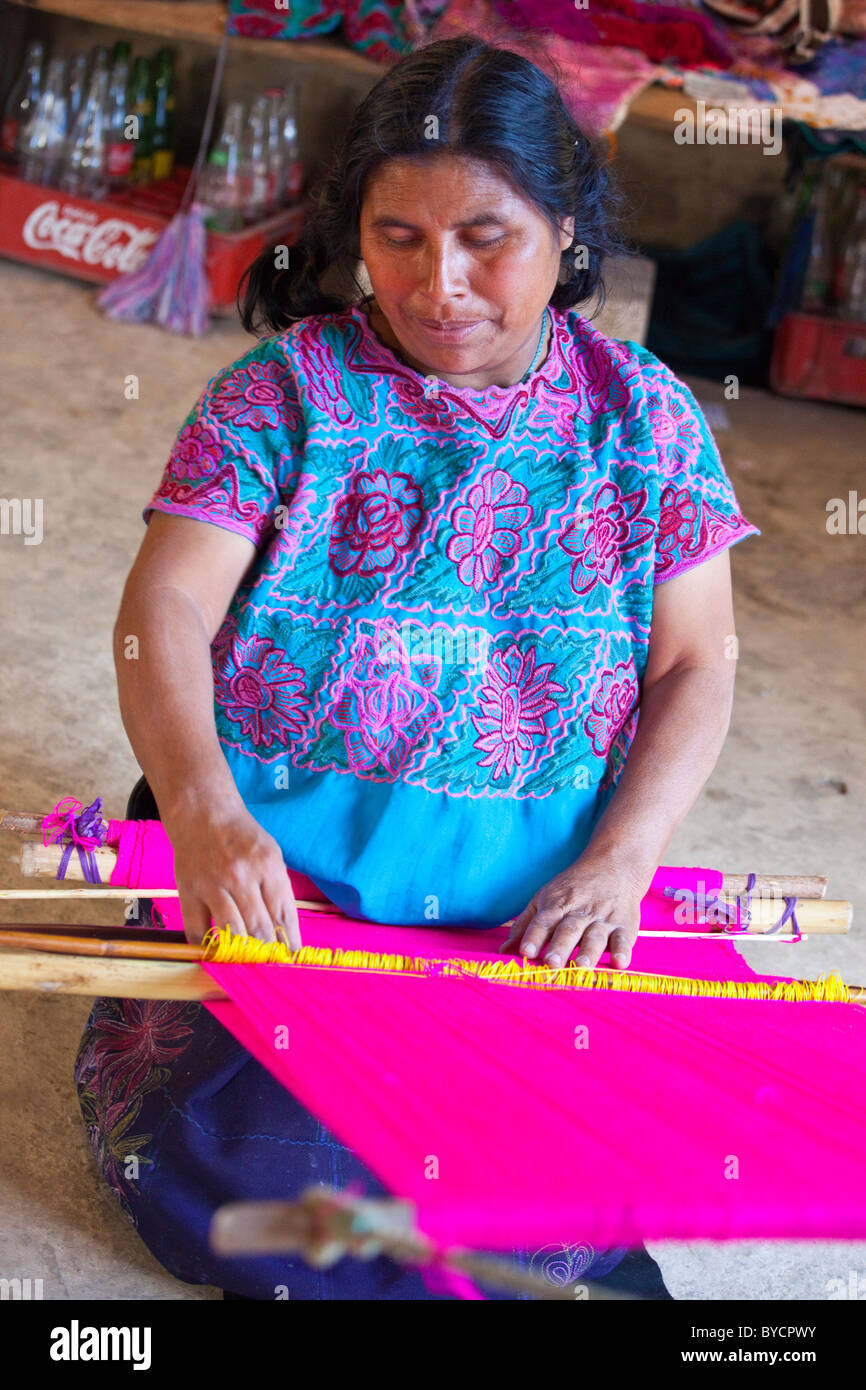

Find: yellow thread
200;928;851;1004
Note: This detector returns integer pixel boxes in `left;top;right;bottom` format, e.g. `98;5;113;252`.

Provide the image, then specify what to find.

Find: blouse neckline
347;297;564;402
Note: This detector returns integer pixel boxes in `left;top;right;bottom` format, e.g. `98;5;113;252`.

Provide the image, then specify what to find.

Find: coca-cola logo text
22;201;159;273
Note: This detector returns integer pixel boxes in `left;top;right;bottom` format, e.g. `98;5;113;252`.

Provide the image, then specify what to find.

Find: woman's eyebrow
369;213;509;230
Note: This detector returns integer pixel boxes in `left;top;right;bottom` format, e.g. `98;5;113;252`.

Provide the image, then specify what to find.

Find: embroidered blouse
143;300;760;926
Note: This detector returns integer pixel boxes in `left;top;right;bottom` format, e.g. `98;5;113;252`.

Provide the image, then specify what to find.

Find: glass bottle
150;49;175;180
128;56;153;185
20;55;68;186
105;56;133;187
1;39;44;158
61;66;110;199
241;93;269;223
278;81;303;204
66;52;89;132
197;100;245;232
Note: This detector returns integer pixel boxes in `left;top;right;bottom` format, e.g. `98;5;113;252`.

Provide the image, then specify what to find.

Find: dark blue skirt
73;994;640;1300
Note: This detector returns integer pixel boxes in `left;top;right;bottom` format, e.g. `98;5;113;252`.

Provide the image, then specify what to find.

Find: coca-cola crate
770;310;866;409
0;161;307;314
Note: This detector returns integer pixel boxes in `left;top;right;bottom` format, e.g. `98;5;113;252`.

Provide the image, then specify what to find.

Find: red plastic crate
0;160;307;313
770;310;866;409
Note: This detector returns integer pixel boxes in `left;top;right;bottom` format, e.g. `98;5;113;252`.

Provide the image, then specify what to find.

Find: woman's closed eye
382;234;508;250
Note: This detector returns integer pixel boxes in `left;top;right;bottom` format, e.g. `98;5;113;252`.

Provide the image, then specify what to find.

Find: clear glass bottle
241;93;269;224
278;81;303;205
1;39;44;158
263;87;285;216
66;52;89;132
61;66;110;200
20;55;68;186
197;100;245;232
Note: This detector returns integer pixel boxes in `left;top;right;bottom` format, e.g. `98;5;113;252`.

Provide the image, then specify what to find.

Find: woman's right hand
165;804;301;949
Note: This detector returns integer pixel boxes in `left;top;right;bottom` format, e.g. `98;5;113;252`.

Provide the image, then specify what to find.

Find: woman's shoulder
556;304;682;393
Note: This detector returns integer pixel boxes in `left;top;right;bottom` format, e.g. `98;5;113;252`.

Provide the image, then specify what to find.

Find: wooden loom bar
0;884;852;932
2;825;829;899
0;939;863;1004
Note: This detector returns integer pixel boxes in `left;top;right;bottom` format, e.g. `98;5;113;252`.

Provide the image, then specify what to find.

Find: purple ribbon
41;796;108;883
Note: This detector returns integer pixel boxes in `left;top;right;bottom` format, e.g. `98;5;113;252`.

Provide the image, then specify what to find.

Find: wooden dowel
0;941;862;1004
721;873;827;899
10;830;831;902
0;930;203;959
0;948;225;1000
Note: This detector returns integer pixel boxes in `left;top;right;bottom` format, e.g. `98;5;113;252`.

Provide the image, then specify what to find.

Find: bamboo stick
0;887;852;930
0;948;225;1000
0;940;862;1004
7;828;830;901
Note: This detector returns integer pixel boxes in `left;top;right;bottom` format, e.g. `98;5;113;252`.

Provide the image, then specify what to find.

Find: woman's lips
415;318;483;343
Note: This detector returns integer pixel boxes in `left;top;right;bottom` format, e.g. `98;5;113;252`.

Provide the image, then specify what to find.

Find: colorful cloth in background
432;0;665;132
226;0;448;62
141;301;758;929
491;0;735;67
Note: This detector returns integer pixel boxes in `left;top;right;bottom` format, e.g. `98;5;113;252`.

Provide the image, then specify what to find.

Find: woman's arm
501;550;738;969
114;510;301;946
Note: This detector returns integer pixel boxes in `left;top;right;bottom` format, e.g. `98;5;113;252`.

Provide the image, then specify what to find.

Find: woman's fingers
607;926;637;970
498;904;536;952
515;905;592;960
572;923;613;969
262;875;302;951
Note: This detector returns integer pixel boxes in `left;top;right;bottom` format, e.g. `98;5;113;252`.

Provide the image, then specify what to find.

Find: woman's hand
165;804;301;949
499;854;647;971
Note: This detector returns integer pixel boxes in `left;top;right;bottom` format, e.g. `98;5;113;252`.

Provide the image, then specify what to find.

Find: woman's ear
560;215;576;252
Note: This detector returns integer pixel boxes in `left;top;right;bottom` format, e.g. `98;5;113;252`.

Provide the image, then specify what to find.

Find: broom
96;24;231;337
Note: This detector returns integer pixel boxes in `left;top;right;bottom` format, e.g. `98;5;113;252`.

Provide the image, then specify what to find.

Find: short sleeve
142;345;304;548
633;349;761;584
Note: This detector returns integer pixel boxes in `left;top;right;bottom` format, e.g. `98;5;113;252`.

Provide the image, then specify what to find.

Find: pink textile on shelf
202;924;866;1251
431;0;665;133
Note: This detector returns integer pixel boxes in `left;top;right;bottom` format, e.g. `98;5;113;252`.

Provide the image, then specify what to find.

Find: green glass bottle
111;39;131;68
129;55;153;185
151;48;175;181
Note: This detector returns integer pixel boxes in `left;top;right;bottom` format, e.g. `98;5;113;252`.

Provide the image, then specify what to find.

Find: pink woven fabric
203;926;866;1250
105;818;866;1249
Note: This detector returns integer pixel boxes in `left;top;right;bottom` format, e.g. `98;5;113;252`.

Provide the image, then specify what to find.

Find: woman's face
359;154;575;390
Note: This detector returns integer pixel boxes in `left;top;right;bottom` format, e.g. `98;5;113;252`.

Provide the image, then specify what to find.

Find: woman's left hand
499;855;647;971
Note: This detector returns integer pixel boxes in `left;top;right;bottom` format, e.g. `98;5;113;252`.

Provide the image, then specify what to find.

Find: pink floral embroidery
86;1001;194;1101
472;644;565;780
584;662;639;757
211;361;301;432
214;634;309;748
169;420;223;479
329;622;442;775
329;468;424;577
558;482;654;594
276;472;317;553
657;484;698;560
646;382;702;477
228;14;285;40
446;468;532;592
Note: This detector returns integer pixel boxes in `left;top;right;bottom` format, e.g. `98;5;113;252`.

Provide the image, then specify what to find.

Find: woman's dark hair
239;34;633;335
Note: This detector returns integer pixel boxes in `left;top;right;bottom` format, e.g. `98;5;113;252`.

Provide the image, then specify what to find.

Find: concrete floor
1;259;865;1300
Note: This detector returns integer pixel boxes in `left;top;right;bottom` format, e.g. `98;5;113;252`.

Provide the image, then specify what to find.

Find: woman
74;36;759;1300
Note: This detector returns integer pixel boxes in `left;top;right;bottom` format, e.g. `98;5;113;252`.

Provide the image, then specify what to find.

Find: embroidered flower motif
657;484;698;559
472;644;565;780
558;482;654;595
329;468;424;577
446;468;532;592
85;1000;195;1101
530;1243;599;1286
646;382;703;477
329;621;443;776
169;419;223;479
211;361;300;431
276;472;317;553
214;634;309;748
584;661;639;758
